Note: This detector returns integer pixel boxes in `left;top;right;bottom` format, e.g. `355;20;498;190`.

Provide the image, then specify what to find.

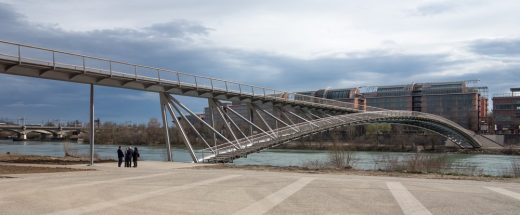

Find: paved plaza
1;161;520;215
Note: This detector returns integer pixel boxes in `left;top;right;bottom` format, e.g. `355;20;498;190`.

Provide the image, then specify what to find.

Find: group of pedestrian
117;146;140;168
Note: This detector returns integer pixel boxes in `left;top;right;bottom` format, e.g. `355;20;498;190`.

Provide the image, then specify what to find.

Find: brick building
492;88;520;134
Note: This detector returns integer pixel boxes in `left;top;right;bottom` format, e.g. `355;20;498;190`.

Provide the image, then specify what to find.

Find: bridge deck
0;40;363;113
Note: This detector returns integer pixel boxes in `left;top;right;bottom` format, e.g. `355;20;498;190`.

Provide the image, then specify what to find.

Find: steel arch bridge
0;40;486;164
193;109;481;163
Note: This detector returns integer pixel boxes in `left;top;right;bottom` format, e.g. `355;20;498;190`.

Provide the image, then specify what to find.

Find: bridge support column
248;104;254;136
159;93;173;162
18;132;27;140
207;98;217;154
165;96;198;162
89;83;95;166
54;132;64;139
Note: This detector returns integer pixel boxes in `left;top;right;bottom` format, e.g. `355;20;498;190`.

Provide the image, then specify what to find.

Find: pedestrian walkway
1;161;519;214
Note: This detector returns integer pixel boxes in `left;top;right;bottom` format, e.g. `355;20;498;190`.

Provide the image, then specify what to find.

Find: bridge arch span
201;111;482;162
0;129;22;135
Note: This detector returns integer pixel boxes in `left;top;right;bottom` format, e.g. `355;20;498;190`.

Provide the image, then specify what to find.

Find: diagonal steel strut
255;104;299;132
167;95;240;150
224;104;276;139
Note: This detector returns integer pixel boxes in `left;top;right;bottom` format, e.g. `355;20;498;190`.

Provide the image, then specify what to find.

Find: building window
496;115;512;121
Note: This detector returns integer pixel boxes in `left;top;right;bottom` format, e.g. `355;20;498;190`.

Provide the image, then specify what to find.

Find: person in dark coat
117;146;124;167
125;147;133;168
132;147;140;168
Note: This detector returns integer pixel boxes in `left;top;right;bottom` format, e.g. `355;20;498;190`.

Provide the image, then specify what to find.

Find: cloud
468;38;520;57
145;20;212;38
409;1;458;16
4;102;55;108
0;2;519;123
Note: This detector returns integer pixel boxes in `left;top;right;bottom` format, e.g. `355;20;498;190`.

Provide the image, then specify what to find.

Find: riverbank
0;164;90;175
0;154;115;165
276;142;520;155
198;164;520;182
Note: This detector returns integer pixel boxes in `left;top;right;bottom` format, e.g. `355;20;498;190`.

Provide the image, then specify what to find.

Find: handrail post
109;61;112;76
239;84;242;95
134;65;137;80
194;76;198;90
177;73;181;87
52;51;56;70
17;45;21;64
263;88;266;98
251;86;254;96
82;57;86;74
157;69;161;83
210;79;214;92
225;81;228;92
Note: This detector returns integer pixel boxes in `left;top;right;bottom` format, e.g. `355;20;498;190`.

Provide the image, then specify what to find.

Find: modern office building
298;88;366;110
305;81;488;132
492;88;520;134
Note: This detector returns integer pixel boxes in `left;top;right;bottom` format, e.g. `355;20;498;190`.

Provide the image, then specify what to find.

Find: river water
1;140;519;176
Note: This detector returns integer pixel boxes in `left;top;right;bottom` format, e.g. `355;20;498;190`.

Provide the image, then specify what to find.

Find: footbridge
195;109;481;163
0;40;487;163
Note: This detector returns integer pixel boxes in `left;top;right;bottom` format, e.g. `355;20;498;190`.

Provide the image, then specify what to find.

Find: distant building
298;88;366;111
305;81;488;132
492;88;520;134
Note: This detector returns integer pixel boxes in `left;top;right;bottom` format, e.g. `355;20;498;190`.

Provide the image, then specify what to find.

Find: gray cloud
408;1;458;16
468;38;520;57
145;20;212;38
0;2;519;122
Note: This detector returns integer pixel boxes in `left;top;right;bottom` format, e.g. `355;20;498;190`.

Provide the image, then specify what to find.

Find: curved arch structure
201;111;482;163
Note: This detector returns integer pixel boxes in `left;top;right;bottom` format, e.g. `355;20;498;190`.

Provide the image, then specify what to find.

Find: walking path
1;161;520;214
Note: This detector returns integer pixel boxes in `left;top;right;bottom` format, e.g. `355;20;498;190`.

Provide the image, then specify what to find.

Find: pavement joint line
485;186;520;201
0;171;177;199
44;174;240;215
232;177;315;215
386;182;432;215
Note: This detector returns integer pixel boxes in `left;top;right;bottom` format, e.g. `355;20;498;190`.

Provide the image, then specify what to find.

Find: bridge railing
0;40;384;112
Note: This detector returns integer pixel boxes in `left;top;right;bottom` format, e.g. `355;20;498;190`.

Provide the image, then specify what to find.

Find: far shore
0;154;115;165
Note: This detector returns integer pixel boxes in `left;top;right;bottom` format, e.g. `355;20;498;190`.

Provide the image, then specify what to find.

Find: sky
0;0;519;124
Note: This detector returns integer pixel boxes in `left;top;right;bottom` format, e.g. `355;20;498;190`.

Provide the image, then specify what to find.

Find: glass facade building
492;88;520;134
304;81;488;132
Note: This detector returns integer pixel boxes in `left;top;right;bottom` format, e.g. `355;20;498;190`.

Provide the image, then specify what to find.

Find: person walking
117;146;124;167
132;147;140;168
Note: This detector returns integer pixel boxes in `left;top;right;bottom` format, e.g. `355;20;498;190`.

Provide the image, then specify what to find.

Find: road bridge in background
0;124;80;140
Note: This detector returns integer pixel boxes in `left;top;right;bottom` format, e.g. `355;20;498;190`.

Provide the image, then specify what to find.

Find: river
1;140;519;176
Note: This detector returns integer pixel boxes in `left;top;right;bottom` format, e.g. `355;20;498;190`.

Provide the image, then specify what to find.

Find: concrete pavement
1;161;520;215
